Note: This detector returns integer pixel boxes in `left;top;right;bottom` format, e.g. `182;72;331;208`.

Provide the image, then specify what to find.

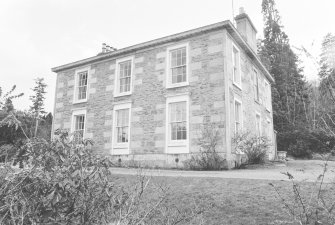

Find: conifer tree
258;0;310;132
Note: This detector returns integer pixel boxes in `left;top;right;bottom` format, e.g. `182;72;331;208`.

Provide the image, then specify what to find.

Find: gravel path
110;160;335;182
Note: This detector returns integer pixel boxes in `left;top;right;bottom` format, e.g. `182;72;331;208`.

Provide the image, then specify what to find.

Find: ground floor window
234;99;242;134
112;103;131;154
166;95;189;153
71;109;87;140
256;113;261;137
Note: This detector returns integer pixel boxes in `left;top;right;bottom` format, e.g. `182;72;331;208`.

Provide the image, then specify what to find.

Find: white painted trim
71;109;87;136
265;80;271;112
224;32;232;157
232;42;242;90
165;94;190;154
253;66;260;103
233;97;243;133
73;66;90;104
114;56;134;97
112;102;132;155
255;111;262;137
166;43;190;89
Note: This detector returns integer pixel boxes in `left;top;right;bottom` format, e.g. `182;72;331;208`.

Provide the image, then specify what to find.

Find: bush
287;139;312;158
183;123;227;170
233;132;270;164
0;130;170;225
278;129;335;158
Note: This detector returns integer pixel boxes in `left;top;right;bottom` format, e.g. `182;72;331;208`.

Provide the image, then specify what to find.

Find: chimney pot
102;43;106;53
239;7;245;14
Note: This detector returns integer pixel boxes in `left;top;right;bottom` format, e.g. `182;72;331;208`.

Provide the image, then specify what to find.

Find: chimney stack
100;43;117;54
235;7;257;52
102;43;107;53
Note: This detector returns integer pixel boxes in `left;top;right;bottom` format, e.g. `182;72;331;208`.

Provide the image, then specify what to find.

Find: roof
51;20;274;83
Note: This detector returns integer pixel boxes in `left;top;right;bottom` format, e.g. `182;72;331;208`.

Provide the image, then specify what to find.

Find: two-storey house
52;10;275;168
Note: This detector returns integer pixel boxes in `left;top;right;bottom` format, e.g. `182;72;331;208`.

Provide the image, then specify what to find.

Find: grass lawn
113;174;329;225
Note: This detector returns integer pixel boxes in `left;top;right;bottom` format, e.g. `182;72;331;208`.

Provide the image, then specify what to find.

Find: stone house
51;10;275;168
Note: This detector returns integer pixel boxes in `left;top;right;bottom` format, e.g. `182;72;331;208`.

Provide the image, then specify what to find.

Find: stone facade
52;15;275;168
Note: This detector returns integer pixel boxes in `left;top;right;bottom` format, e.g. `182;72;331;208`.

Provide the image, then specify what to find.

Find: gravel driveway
110;160;335;182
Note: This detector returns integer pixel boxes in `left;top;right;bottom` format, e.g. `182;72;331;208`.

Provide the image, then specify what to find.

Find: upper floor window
114;57;133;97
234;99;242;134
253;68;260;102
232;44;241;88
166;43;189;88
74;68;89;103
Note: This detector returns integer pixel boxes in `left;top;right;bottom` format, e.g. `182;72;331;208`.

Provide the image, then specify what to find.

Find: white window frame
255;112;262;137
112;103;131;155
234;98;243;134
73;67;90;104
265;80;271;111
71;109;87;137
266;118;272;141
232;43;242;89
165;95;189;153
166;43;189;89
253;67;260;103
114;56;134;97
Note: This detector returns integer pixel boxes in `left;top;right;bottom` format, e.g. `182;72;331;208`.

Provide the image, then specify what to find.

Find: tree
258;0;310;134
318;33;335;135
29;78;47;137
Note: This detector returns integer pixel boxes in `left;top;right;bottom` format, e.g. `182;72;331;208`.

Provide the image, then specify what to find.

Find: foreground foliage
0;131;174;225
270;154;335;225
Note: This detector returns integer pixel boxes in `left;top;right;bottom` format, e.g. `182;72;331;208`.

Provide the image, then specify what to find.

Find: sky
1;0;335;113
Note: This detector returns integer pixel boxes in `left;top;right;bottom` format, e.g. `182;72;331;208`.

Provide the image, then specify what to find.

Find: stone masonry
52;14;275;168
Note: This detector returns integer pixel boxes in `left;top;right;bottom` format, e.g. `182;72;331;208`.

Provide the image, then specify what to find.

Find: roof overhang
51;20;274;83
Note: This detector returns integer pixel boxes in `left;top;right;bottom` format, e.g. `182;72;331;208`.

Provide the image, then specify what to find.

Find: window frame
165;95;189;153
73;67;90;104
265;80;271;112
112;102;131;154
166;43;189;89
255;112;262;137
232;43;242;89
266;118;272;141
253;67;260;103
71;109;87;138
234;98;243;134
114;56;134;97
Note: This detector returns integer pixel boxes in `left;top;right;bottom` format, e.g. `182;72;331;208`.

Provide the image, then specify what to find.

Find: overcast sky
1;0;335;113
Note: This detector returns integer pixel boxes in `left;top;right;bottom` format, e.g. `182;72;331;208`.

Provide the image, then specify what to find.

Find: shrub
0;130;170;225
233;132;270;164
278;128;335;158
287;139;312;158
183;123;227;170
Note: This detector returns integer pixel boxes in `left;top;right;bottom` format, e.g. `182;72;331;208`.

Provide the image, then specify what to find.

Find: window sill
167;141;188;147
166;82;189;89
73;99;88;104
112;146;130;155
233;82;242;90
114;92;132;98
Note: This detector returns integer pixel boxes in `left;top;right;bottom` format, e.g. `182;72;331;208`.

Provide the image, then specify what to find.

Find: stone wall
53;29;228;159
227;34;275;160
